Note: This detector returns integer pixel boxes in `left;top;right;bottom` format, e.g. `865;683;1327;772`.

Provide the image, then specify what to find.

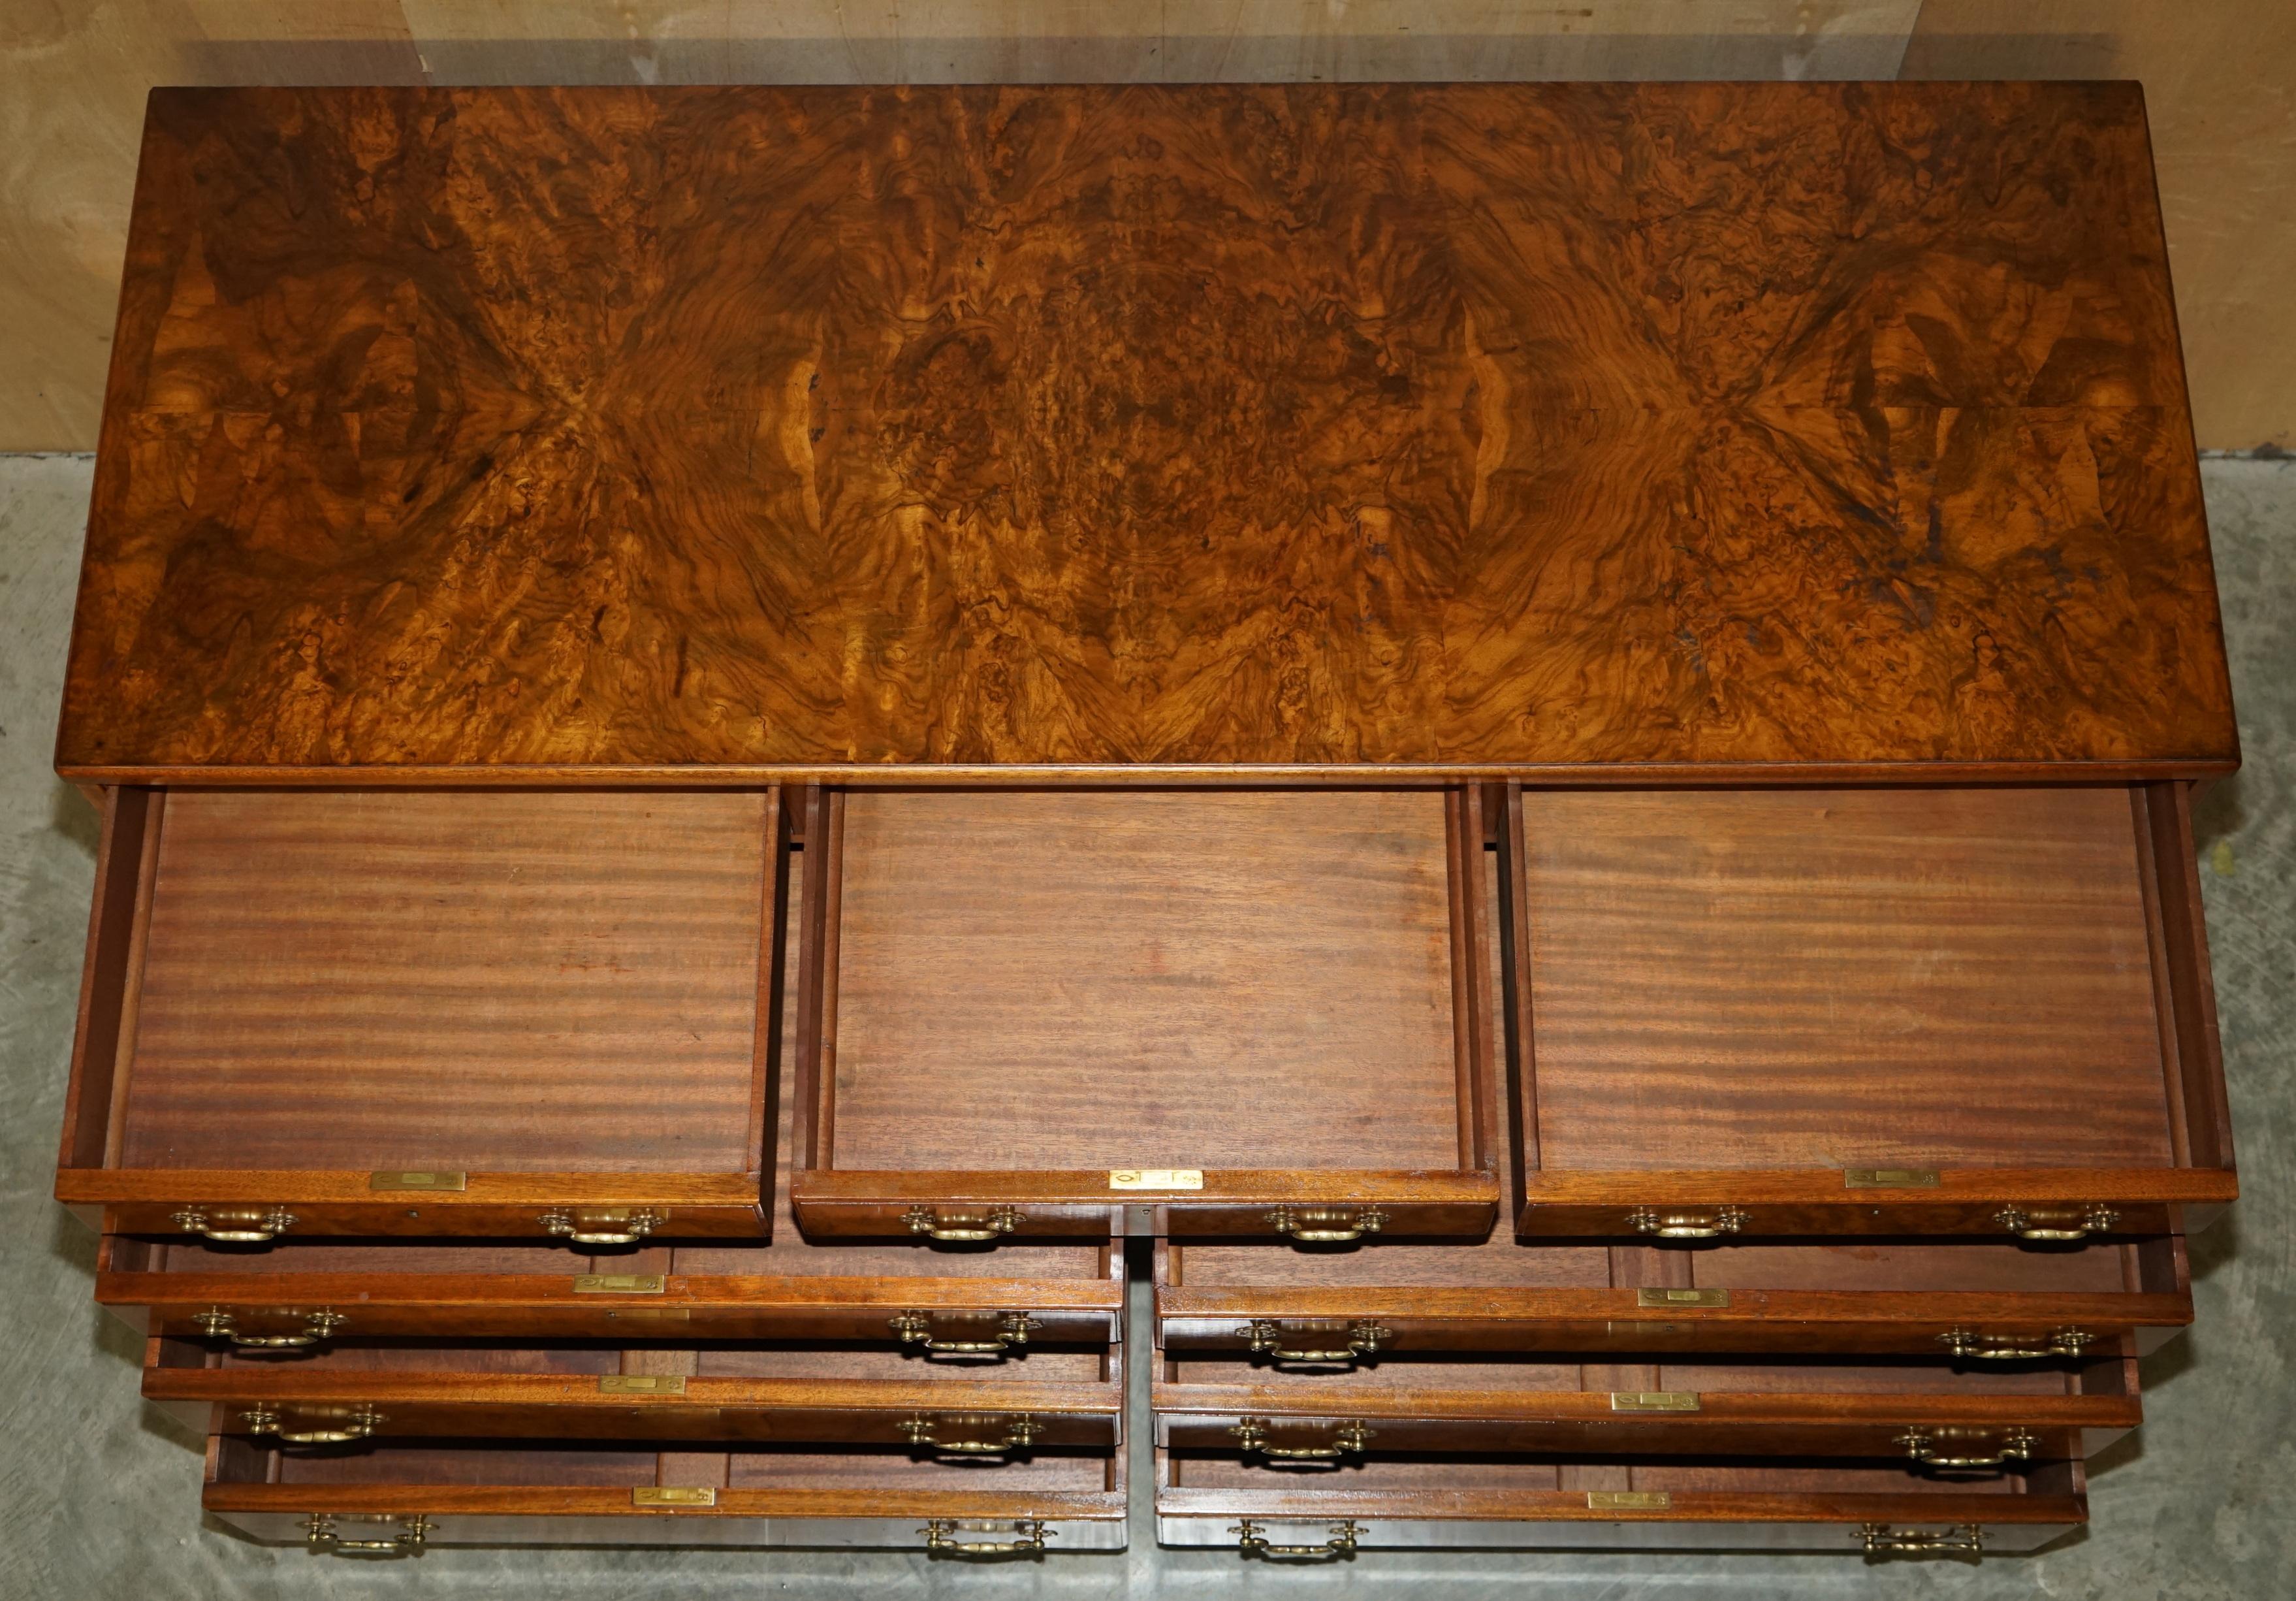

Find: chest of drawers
52;80;2242;1566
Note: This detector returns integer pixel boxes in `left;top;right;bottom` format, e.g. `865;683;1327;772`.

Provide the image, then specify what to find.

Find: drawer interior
82;789;775;1174
804;788;1483;1173
1517;784;2204;1172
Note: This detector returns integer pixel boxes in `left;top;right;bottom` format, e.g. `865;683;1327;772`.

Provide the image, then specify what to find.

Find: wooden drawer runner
1157;1229;2190;1361
788;786;1502;1240
147;1335;1120;1449
99;1039;1123;1348
1155;1448;2082;1557
1153;1342;2139;1465
57;788;786;1239
1506;783;2235;1239
204;1437;1126;1553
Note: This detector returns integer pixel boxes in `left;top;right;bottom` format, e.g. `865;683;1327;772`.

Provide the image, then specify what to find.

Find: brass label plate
368;1171;468;1191
1610;1391;1700;1413
574;1275;666;1295
599;1375;687;1395
1634;1288;1729;1309
1845;1168;1941;1189
1587;1491;1671;1512
632;1487;715;1507
1110;1169;1204;1190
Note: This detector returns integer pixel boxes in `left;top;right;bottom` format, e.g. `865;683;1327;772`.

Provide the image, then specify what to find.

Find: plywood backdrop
2;1;2289;451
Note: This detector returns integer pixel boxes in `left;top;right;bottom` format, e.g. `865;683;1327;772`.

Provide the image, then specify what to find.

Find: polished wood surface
825;789;1461;1171
114;790;773;1172
1522;786;2175;1172
61;82;2232;782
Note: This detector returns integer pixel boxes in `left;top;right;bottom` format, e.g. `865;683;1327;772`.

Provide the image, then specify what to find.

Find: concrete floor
1;451;2289;1598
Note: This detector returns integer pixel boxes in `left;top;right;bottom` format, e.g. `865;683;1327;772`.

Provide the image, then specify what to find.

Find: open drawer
146;1334;1120;1450
57;788;786;1240
1153;1340;2139;1466
204;1437;1126;1555
1155;1447;2082;1557
1505;784;2235;1239
97;1029;1123;1349
1156;1229;2190;1361
788;786;1502;1240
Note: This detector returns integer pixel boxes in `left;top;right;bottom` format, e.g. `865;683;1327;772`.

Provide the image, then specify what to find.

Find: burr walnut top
59;82;2235;781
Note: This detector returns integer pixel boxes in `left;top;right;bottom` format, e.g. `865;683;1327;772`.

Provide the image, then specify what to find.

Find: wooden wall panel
4;1;2290;451
1903;3;2296;452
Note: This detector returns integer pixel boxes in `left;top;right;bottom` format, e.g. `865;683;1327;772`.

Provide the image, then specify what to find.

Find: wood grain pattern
59;82;2233;779
1522;786;2177;1172
114;790;769;1172
825;789;1460;1171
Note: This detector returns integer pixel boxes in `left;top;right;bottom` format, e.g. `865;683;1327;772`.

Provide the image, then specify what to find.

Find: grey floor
1;451;2290;1598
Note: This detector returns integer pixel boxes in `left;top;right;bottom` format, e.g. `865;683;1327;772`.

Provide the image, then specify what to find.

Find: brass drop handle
1857;1523;1985;1557
1265;1207;1386;1243
306;1514;430;1555
1896;1430;2036;1470
919;1519;1050;1555
889;1310;1040;1356
242;1406;383;1444
539;1210;662;1246
1230;1417;1372;1461
1994;1206;2118;1242
1233;1519;1363;1560
1626;1207;1748;1240
193;1309;347;1348
899;1414;1040;1456
1241;1318;1390;1367
902;1206;1021;1242
1938;1327;2096;1361
171;1208;296;1244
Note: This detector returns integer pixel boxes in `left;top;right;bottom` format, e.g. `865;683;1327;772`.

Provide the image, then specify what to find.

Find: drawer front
106;1273;1122;1350
1155;1293;2189;1362
1155;1508;2072;1556
1155;1410;2105;1466
212;1502;1126;1554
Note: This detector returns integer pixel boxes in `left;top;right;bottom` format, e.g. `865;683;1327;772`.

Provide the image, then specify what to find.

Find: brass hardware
242;1406;383;1444
1994;1206;2119;1242
573;1274;666;1295
305;1514;430;1555
599;1375;687;1395
1232;1519;1363;1560
170;1208;295;1243
367;1171;466;1191
902;1206;1021;1242
1896;1429;2037;1470
1857;1523;1985;1556
539;1210;662;1246
1240;1318;1391;1367
632;1487;717;1507
1229;1417;1372;1461
1265;1207;1386;1243
1939;1327;2096;1361
1844;1168;1940;1189
1109;1169;1203;1189
1625;1207;1747;1240
1587;1491;1672;1511
1610;1391;1700;1412
921;1519;1050;1555
899;1414;1041;1455
191;1308;346;1348
1633;1287;1729;1309
889;1310;1041;1356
